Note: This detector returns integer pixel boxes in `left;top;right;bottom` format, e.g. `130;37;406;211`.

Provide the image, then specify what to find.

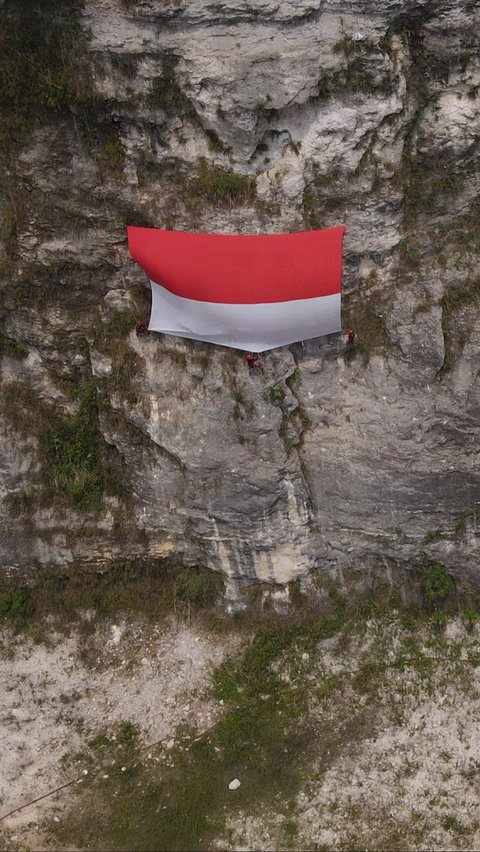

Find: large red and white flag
127;226;345;352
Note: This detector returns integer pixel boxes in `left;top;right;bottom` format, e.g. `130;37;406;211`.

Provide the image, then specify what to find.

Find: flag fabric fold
127;226;345;352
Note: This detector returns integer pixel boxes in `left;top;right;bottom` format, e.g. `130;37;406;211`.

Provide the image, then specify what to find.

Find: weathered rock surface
1;0;479;585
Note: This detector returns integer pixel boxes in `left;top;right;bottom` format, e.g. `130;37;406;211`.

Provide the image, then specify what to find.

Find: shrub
0;587;35;621
184;159;256;208
263;386;286;405
287;368;301;387
0;207;18;258
174;566;224;609
424;529;442;543
0;562;226;637
399;238;422;270
465;607;480;629
347;303;387;365
0;334;28;358
0;0;91;156
333;36;361;56
147;54;197;120
96;138;125;172
39;383;102;510
0;592;12;616
205;129;226;153
116;720;140;744
37;380;124;511
302;185;324;229
421;564;454;607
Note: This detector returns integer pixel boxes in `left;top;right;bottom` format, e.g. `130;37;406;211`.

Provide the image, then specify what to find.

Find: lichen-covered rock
1;0;479;586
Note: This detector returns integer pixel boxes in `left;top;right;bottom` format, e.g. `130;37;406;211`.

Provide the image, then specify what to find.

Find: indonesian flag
127;226;345;352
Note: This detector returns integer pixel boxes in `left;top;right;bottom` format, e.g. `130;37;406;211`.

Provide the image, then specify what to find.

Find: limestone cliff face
1;0;480;585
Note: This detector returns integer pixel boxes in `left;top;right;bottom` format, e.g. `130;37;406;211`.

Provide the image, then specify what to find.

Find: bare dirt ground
0;609;479;851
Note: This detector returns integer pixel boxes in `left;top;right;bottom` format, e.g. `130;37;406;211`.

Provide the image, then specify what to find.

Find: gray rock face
1;0;479;586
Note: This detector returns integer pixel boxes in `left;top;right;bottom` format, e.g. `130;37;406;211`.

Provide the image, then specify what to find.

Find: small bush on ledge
263;386;286;405
96;138;125;173
421;563;455;608
183;159;257;208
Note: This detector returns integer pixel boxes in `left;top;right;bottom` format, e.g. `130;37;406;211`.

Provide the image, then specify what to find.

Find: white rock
228;778;241;790
11;708;34;722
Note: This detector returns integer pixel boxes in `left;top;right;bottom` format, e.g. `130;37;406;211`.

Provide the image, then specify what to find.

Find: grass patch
345;302;388;364
286;367;302;388
147;54;197;121
0;0;92;158
205;128;227;153
27;573;480;852
94;307;146;401
10;260;114;310
302;185;324;229
1;379;125;513
421;564;455;609
191;351;210;370
315;49;395;103
0;587;35;626
0;203;20;263
437;277;480;376
96;137;125;173
49;587;476;852
52;602;369;851
279;413;298;453
402;152;465;229
0;561;225;633
0;333;28;358
263;385;286;405
442;198;480;255
399;236;422;270
109;345;141;401
97;308;140;342
397;30;474;236
182;159;257;208
174;566;225;611
37;380;123;511
424;528;443;543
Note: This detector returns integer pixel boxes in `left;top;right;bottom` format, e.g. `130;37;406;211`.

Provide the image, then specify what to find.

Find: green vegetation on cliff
0;0;90;156
2;379;125;513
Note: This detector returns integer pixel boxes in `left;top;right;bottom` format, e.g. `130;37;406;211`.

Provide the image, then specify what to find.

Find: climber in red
346;328;355;346
245;352;261;369
135;320;149;336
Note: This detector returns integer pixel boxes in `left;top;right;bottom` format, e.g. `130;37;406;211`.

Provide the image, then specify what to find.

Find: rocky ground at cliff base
2;0;480;584
0;614;243;849
1;602;479;852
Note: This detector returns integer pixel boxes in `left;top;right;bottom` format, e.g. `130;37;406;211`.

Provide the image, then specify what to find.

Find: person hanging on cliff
135;320;149;336
345;328;355;346
245;352;261;370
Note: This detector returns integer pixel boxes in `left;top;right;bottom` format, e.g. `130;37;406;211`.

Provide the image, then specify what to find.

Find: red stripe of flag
127;226;345;305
